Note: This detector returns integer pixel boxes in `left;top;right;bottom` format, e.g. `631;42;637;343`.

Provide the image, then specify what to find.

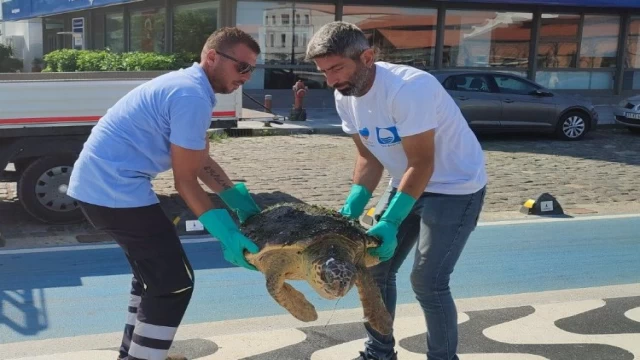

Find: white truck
0;71;242;225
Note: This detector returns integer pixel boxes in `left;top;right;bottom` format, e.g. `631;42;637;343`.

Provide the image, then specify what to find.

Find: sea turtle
240;202;393;335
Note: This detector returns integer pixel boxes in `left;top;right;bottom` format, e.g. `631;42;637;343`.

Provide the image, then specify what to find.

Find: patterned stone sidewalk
1;128;639;246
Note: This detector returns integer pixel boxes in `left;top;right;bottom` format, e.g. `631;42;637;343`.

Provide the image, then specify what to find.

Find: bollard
264;94;272;112
290;79;308;121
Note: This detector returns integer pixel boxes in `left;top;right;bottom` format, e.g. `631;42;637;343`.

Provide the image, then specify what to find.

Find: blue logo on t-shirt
359;127;370;140
376;126;401;145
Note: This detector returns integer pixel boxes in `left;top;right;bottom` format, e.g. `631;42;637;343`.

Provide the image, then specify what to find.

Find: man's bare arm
198;156;234;193
351;134;384;193
396;129;435;199
170;143;214;217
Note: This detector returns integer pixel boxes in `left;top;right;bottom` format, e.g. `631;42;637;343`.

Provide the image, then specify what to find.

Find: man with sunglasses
306;22;487;360
67;27;261;360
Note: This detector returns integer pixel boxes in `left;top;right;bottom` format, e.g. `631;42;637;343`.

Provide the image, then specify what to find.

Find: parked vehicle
0;71;241;225
613;95;640;134
429;70;599;141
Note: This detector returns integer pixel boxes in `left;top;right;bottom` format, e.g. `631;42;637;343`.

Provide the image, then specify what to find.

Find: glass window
579;15;619;68
493;74;538;95
443;10;532;68
537;14;580;68
129;8;166;53
443;74;494;93
236;1;336;65
342;6;438;69
236;1;335;90
626;16;640;68
105;13;124;53
536;70;613;89
173;1;219;55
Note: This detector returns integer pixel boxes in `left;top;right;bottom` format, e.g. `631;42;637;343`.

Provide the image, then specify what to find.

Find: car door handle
457;96;469;101
503;99;515;103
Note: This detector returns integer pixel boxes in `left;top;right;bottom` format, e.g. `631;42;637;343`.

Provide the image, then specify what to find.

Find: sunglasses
217;51;256;74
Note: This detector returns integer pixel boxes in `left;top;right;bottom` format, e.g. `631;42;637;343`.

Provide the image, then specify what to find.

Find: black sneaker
352;351;398;360
118;356;187;360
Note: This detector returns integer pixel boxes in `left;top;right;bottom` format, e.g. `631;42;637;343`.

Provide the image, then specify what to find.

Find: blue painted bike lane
1;215;639;344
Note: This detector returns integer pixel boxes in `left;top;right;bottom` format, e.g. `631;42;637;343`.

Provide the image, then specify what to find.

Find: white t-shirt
336;62;487;195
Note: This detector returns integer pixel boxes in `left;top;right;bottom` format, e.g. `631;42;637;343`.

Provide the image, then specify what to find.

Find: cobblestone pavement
1;128;639;246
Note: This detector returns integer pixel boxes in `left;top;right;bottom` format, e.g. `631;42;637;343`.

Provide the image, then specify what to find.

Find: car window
494;75;539;95
444;75;492;93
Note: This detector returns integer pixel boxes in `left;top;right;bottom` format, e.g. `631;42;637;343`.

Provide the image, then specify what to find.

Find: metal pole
291;0;296;65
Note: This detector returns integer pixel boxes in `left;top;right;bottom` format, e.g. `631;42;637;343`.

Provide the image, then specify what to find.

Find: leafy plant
0;44;23;73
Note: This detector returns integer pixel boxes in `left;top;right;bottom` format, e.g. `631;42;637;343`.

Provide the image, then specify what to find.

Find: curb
223;126;346;137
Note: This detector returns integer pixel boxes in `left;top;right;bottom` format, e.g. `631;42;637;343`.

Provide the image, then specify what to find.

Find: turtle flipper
263;252;318;322
355;267;393;335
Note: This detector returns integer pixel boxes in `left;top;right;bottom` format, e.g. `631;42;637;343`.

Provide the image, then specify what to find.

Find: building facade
2;0;640;108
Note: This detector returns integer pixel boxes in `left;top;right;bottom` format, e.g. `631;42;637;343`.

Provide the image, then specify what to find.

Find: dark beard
336;63;374;97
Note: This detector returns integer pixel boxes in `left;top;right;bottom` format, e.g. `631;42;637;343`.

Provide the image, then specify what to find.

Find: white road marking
197;329;307;359
3;284;639;359
484;299;640;357
624;307;640;323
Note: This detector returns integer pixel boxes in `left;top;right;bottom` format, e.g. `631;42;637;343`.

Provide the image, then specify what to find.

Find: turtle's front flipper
355;267;393;335
263;252;318;322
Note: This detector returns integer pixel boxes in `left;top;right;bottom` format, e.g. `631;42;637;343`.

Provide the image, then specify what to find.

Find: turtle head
312;245;357;299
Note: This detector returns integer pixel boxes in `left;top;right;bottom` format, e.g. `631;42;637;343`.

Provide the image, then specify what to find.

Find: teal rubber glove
199;208;260;271
339;184;373;220
367;191;416;262
218;183;261;224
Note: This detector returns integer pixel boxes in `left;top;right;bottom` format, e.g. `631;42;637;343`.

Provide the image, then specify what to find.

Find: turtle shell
239;202;381;250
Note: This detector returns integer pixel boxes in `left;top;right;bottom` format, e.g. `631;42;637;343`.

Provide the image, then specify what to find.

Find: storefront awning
2;0;143;21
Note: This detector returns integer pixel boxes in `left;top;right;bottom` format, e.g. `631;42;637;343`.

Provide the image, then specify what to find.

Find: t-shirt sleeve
168;95;213;150
391;77;439;137
335;94;358;135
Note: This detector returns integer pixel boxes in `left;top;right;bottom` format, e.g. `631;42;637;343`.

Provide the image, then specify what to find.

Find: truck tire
17;154;85;224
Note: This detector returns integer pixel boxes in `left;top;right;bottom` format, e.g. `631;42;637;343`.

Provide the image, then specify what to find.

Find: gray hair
305;21;371;61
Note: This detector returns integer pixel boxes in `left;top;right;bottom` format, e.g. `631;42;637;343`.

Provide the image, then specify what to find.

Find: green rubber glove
199;208;259;271
218;183;261;224
339;184;373;220
367;191;416;261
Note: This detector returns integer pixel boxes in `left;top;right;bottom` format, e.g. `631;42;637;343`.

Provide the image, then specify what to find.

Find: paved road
1;215;639;359
1;128;639;246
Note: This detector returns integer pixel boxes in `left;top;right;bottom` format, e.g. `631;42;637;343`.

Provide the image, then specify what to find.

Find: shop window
341;5;438;69
129;8;166;53
443;10;532;69
579;15;619;68
236;1;336;66
536;71;613;89
623;16;640;89
105;13;124;53
537;13;617;89
173;1;219;55
537;13;580;68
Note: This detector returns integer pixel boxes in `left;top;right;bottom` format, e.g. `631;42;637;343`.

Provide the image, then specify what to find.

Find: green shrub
120;52;178;71
0;44;24;73
40;49;197;72
76;50;124;71
42;48;80;72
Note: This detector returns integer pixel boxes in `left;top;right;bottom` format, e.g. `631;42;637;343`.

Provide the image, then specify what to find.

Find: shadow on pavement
0;190;306;337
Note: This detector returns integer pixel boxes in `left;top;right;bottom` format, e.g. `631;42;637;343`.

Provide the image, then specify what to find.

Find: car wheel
556;111;588;140
17;154;85;224
628;127;640;134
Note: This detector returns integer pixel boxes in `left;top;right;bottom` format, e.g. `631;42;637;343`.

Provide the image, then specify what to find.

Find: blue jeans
363;185;486;360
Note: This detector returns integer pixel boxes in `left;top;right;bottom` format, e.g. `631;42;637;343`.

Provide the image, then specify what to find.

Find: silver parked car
429;70;599;141
614;96;640;134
